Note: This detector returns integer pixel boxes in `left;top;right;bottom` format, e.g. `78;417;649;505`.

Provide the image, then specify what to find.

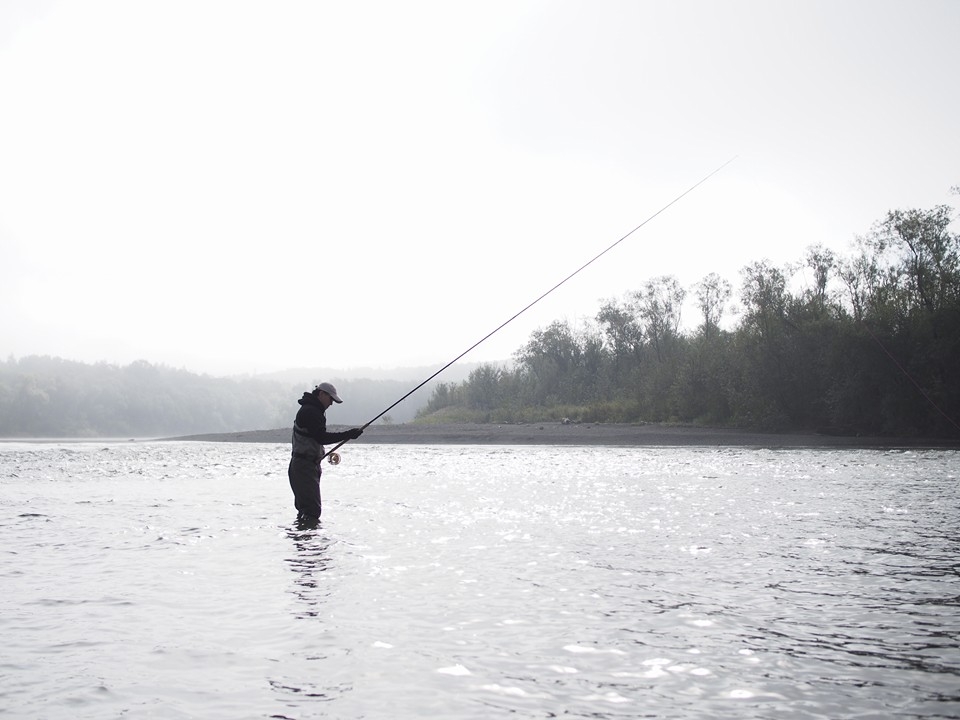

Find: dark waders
288;455;322;522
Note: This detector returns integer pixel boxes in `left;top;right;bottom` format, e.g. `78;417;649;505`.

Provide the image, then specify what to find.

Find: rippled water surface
1;441;958;719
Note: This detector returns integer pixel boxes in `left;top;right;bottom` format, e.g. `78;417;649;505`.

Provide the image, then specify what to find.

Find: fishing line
322;157;737;462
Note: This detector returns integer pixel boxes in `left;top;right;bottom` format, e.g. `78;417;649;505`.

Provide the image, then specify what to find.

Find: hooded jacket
290;392;355;460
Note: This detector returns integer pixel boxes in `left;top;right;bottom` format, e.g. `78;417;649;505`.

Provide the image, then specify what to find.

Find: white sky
1;0;957;376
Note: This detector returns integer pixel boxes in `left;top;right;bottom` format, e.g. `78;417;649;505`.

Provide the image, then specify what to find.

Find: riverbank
165;422;960;449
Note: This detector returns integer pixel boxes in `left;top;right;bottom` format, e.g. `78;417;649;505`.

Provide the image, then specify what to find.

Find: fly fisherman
289;382;363;525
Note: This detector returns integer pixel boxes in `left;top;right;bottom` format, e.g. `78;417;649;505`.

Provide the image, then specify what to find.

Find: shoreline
163;422;960;449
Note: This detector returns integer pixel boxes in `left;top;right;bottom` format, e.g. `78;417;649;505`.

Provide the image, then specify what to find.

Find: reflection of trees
285;525;334;620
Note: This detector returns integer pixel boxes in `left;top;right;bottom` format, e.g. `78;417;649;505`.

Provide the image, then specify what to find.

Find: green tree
515;320;581;405
880;206;959;316
693;272;732;336
635;275;686;363
465;364;503;412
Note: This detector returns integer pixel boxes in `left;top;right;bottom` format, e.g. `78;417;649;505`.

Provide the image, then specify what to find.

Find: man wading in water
289;382;363;526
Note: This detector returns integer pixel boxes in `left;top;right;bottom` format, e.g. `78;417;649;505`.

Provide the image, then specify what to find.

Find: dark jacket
291;392;355;459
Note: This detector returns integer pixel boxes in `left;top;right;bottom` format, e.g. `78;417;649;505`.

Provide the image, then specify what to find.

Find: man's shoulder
297;402;326;423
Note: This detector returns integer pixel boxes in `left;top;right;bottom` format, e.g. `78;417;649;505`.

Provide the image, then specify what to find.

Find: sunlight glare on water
1;441;958;719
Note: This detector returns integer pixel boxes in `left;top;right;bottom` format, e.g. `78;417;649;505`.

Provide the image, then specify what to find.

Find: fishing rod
322;157;737;464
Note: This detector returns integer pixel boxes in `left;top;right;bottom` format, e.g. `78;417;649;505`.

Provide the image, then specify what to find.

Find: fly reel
328;451;341;465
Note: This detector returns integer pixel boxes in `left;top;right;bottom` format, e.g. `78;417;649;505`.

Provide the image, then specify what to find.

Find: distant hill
0;355;507;437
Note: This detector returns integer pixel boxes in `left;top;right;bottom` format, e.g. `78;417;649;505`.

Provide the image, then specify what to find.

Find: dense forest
0;358;442;438
418;202;960;439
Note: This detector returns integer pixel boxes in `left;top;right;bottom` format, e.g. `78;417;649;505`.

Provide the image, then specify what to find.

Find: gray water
1;441;957;719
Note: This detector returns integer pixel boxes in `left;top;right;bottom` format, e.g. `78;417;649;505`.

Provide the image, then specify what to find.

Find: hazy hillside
0;356;493;438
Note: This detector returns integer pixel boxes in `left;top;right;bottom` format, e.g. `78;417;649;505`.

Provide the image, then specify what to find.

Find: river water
1;441;957;719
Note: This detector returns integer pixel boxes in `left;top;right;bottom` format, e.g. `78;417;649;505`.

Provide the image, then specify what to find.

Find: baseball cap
315;382;343;403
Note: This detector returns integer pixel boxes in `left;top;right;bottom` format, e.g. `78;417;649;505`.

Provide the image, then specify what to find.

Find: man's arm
300;406;362;444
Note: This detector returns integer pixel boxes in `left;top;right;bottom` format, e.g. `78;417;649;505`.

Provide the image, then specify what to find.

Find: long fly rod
322;157;736;464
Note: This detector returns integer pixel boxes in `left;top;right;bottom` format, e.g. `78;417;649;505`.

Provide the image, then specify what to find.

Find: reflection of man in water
285;526;333;619
288;382;362;525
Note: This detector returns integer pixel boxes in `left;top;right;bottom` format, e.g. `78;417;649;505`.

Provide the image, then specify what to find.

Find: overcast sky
1;0;957;377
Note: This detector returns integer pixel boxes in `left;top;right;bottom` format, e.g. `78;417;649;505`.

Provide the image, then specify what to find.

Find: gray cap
315;382;343;403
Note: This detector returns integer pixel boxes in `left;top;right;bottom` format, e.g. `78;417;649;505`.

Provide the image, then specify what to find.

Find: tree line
419;201;960;438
